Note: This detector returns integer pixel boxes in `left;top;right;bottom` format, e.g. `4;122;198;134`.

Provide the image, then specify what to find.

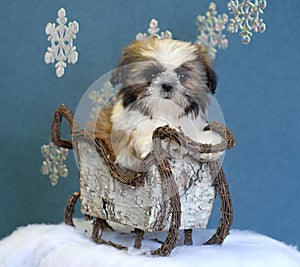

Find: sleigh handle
51;104;78;149
152;122;236;155
51;104;236;153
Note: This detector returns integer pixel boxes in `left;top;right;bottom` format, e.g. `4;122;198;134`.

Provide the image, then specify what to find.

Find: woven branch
64;192;80;226
133;228;144;249
92;217;128;250
184;229;193;245
152;123;236;154
51;104;236;155
204;161;233;245
150;130;181;256
75;131;155;187
52;104;78;149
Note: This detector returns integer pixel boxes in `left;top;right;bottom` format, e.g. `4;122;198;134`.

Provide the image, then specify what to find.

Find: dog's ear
194;44;218;94
110;67;123;87
110;40;143;87
110;57;129;87
206;66;217;94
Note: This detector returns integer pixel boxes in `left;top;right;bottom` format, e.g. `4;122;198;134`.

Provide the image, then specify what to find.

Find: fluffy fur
95;37;222;170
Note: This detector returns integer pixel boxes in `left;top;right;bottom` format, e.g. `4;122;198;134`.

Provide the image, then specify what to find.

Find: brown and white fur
95;37;223;171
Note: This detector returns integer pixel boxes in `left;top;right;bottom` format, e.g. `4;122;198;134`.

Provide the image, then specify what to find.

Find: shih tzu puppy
95;37;223;171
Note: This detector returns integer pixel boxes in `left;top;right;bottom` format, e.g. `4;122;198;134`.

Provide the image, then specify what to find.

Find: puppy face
110;37;217;119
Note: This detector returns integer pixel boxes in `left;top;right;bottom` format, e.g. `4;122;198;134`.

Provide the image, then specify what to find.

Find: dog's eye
145;70;160;82
179;73;189;84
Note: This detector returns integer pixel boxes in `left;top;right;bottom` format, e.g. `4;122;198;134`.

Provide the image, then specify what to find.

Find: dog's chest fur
105;100;209;170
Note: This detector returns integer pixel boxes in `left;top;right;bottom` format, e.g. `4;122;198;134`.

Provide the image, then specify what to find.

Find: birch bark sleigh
77;139;215;231
51;104;236;256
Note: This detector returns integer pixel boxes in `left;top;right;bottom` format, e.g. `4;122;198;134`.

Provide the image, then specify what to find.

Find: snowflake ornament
88;80;119;121
136;19;172;40
196;2;229;60
44;8;79;78
227;0;267;44
40;142;69;186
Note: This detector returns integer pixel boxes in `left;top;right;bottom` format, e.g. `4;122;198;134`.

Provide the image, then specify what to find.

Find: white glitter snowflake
40;142;69;186
227;0;267;44
44;8;79;78
136;19;172;40
196;2;229;60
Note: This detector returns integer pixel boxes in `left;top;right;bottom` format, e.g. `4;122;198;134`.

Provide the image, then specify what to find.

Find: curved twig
133;228;144;249
150;128;181;256
204;161;233;245
51;104;79;149
74;130;156;187
64;192;80;226
51;105;236;155
92;217;128;250
184;229;193;245
152;123;236;155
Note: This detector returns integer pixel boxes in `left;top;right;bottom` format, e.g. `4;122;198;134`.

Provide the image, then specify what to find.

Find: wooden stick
64;192;80;226
204;161;233;245
133;228;144;249
184;229;193;245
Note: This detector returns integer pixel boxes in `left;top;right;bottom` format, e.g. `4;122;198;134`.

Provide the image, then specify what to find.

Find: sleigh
51;104;236;256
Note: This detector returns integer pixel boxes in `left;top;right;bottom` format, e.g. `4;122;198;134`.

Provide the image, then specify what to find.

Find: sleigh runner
51;104;236;256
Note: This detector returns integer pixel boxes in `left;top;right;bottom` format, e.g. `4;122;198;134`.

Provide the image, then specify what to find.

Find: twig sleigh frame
51;104;236;256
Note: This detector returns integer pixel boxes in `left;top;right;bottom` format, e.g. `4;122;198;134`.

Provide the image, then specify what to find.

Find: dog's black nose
162;83;173;92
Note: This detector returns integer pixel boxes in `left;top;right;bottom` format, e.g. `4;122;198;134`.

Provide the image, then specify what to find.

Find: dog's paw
134;139;153;160
199;151;224;162
140;149;151;159
197;128;224;161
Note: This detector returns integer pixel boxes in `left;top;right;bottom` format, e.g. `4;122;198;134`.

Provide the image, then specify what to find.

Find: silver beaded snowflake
136;19;172;40
88;80;119;121
44;8;79;78
196;2;229;60
227;0;267;44
40;142;69;186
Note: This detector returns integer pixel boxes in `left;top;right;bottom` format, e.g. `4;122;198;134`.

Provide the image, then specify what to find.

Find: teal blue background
0;0;299;248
